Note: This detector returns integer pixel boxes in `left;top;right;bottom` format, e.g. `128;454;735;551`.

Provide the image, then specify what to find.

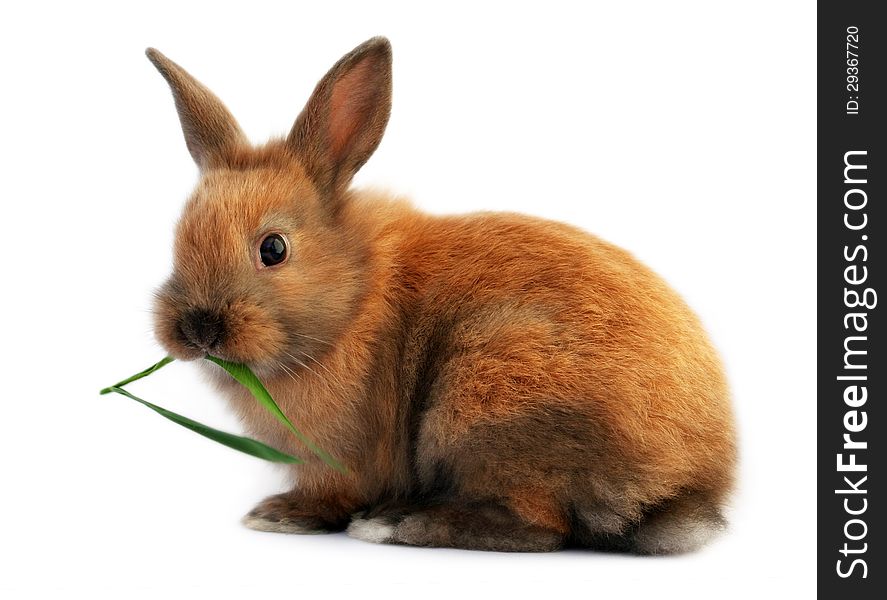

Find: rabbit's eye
259;233;288;267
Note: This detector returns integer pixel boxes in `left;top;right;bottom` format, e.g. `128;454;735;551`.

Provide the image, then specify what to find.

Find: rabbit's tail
571;489;728;554
627;490;727;554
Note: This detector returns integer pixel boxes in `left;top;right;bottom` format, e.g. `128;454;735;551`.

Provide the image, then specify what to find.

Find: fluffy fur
148;37;737;553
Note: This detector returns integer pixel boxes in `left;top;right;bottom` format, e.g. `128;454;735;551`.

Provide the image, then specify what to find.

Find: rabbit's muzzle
178;308;227;352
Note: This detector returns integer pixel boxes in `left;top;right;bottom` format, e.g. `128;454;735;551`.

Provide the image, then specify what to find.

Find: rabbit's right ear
287;37;392;201
146;48;247;169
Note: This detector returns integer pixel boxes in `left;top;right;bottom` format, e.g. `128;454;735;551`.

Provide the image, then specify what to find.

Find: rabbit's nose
179;308;226;351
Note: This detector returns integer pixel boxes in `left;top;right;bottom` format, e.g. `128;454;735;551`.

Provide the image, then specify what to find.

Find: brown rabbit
149;37;736;553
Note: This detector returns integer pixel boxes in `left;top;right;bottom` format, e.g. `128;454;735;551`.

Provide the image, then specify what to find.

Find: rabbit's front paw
242;492;348;534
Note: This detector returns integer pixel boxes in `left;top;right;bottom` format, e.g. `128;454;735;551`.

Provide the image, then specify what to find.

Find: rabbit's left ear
287;37;392;200
146;48;248;169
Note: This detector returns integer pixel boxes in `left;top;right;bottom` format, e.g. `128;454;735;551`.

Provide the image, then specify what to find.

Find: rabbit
148;36;736;554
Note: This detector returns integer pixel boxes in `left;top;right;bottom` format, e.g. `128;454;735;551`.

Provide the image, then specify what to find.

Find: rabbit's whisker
282;350;322;381
292;332;333;346
275;360;301;383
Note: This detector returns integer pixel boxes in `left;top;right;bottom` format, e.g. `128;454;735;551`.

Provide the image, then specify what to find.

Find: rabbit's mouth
153;272;293;365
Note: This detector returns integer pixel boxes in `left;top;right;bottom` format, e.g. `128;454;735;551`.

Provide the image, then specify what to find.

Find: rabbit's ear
146;48;247;169
287;37;392;199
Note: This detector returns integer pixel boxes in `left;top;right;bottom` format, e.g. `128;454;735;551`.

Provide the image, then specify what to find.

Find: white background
0;2;815;598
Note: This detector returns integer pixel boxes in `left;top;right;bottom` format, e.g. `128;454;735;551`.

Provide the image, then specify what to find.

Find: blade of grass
100;355;176;394
102;385;303;463
205;355;346;473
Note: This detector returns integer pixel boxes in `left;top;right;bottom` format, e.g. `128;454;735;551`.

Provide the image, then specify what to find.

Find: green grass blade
100;356;176;394
205;355;347;473
103;385;303;464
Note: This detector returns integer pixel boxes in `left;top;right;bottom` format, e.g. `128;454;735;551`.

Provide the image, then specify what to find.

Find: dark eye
259;233;288;267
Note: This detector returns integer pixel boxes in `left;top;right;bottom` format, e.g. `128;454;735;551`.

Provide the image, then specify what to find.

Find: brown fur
148;38;736;553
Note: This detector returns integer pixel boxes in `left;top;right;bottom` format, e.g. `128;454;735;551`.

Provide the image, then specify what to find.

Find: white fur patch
346;517;396;544
241;513;329;535
634;515;720;554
